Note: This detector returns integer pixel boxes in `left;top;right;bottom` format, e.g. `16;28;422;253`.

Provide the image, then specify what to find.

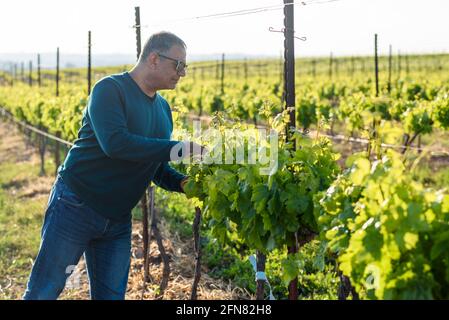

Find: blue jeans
23;176;132;300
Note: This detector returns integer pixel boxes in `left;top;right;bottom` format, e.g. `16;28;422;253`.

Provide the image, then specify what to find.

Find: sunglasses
157;53;188;74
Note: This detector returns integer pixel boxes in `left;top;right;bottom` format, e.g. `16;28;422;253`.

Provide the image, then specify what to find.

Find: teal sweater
59;72;186;222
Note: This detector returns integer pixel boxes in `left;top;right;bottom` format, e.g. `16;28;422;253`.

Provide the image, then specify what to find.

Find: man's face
154;45;187;90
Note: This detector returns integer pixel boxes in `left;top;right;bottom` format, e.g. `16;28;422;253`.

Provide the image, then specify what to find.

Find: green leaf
251;184;270;214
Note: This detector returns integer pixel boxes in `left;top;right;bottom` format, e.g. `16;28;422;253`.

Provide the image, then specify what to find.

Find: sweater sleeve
87;78;182;163
152;162;186;193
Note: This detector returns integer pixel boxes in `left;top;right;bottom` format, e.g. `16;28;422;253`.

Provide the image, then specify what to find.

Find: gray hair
139;31;186;62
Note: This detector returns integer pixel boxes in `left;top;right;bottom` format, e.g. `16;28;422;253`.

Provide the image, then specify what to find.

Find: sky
0;0;448;59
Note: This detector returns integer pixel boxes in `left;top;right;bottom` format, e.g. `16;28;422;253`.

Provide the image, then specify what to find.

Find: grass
0;161;53;299
154;189;196;238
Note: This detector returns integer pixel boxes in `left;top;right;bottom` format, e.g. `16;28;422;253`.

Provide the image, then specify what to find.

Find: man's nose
178;68;186;77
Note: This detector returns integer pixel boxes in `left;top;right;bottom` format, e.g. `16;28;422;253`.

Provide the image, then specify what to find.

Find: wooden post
405;54;410;75
388;44;392;93
21;62;24;82
191;207;202;300
368;34;380;157
87;31;92;95
312;59;316;77
56;47;60;97
216;60;219;80
335;57;339;78
329;52;333;79
142;189;149;278
53;47;61;175
256;251;267;300
151;194;170;299
134;7;142;60
9;64;14;87
14;64;17;84
284;0;298;300
132;7;158;300
374;34;379;97
28;61;32;87
244;58;248;83
37;54;41;87
221;53;225;94
54;136;60;177
39;126;46;176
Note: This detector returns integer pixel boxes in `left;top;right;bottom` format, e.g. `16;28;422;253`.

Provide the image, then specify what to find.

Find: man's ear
147;52;159;69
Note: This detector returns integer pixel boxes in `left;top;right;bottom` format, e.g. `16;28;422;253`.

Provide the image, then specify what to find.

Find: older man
24;31;201;300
